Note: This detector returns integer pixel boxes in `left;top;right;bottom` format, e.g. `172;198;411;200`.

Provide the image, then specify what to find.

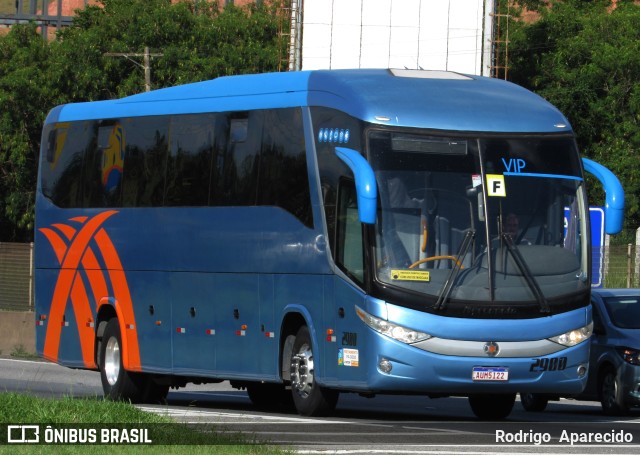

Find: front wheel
468;393;515;420
520;393;549;412
289;326;338;416
600;367;629;416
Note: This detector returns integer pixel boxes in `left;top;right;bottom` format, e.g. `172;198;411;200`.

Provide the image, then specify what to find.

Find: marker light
355;306;431;344
548;322;593;347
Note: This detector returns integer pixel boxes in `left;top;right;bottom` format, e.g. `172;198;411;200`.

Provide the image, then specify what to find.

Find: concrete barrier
0;311;35;356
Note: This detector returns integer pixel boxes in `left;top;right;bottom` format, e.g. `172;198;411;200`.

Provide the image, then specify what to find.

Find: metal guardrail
0;239;637;313
0;242;33;311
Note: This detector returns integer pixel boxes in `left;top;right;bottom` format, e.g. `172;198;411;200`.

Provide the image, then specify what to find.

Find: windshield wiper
501;233;551;313
435;230;475;311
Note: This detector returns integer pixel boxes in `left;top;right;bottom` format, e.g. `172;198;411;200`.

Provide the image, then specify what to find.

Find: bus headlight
548;322;593;347
355;306;431;344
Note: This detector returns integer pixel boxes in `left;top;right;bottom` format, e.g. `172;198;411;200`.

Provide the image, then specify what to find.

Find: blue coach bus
35;69;624;419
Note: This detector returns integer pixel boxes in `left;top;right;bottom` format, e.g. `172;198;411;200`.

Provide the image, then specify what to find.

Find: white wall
298;0;493;76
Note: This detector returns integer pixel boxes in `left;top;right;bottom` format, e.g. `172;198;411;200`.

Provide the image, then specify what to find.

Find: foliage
0;24;53;241
0;0;285;241
509;0;640;243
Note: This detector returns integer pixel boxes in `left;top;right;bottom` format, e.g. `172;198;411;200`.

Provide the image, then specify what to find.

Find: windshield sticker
391;270;430;282
338;348;359;367
501;157;527;173
486;174;507;197
472;174;482;188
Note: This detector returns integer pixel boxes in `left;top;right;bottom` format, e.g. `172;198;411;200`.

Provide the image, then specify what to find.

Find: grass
9;344;39;360
0;393;291;454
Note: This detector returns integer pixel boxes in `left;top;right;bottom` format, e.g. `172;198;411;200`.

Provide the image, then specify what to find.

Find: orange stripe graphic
39;228;68;264
39;211;139;371
94;228;141;371
69;272;96;367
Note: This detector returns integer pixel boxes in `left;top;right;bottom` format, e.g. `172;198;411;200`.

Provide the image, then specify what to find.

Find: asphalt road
1;357;640;454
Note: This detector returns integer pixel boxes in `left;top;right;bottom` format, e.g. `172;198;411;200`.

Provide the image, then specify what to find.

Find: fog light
379;358;392;374
577;364;587;378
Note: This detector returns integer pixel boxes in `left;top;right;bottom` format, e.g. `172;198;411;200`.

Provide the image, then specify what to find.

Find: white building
289;0;495;76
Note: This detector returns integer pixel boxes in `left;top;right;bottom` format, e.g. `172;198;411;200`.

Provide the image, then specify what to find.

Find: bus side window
121;117;169;207
41;122;84;208
80;126;107;208
215;112;261;206
165;114;214;206
259;108;312;228
336;179;364;284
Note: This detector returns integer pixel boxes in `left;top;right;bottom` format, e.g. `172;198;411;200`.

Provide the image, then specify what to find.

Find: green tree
509;0;640;242
0;24;53;241
0;0;285;241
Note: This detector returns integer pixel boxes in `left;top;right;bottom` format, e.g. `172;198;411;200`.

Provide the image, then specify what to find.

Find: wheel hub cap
104;336;120;386
291;344;314;398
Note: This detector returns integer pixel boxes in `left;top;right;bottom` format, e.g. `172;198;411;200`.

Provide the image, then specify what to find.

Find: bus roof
46;69;572;134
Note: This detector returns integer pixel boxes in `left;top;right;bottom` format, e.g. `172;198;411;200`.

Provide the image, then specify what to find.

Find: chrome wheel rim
291;343;314;398
104;336;121;386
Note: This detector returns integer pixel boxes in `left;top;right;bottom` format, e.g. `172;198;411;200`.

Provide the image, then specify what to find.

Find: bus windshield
368;130;589;311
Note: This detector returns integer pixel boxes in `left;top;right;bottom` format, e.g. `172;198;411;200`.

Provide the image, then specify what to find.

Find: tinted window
209;112;262;206
311;107;363;253
41;122;91;207
259;109;312;227
40;109;313;227
335;179;364;283
165;114;215;206
603;296;640;329
121;117;169;207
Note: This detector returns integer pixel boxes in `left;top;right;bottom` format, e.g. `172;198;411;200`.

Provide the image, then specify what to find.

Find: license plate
472;367;509;381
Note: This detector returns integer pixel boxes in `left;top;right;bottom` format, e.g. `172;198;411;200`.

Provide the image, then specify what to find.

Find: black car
521;288;640;415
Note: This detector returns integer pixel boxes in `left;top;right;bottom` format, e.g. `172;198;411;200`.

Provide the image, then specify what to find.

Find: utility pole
104;47;163;92
490;0;511;80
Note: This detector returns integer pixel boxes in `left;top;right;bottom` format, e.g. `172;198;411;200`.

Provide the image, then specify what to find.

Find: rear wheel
100;318;143;402
520;393;549;412
99;318;168;403
468;393;515;420
600;367;629;416
289;326;338;416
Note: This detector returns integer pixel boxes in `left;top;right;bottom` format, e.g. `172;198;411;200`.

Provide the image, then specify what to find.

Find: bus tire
599;367;629;416
289;325;338;416
99;318;144;403
468;393;515;420
520;393;548;412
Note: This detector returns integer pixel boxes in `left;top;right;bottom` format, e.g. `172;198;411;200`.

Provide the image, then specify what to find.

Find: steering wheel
409;256;463;269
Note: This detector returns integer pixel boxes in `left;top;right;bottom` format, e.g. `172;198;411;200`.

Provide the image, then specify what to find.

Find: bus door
331;178;368;385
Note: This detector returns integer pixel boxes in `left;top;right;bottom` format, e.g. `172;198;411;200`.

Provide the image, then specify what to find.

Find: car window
602;296;640;329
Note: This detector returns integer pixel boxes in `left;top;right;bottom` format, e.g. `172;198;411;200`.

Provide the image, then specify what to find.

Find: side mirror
335;147;377;224
582;158;624;235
